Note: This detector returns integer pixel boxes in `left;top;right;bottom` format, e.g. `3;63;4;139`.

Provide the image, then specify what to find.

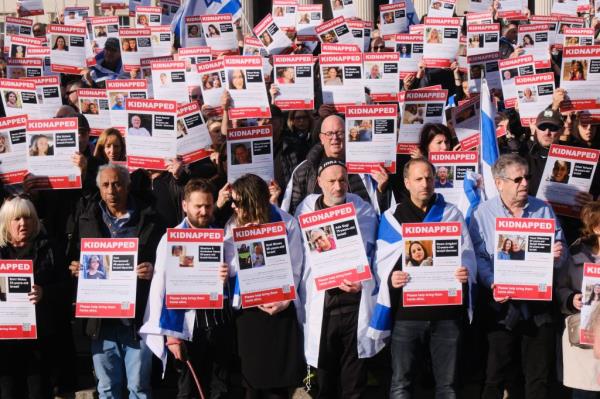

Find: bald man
281;114;393;215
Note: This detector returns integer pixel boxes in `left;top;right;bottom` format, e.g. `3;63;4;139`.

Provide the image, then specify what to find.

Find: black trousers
316;310;367;399
174;322;233;399
0;338;52;399
482;321;555;399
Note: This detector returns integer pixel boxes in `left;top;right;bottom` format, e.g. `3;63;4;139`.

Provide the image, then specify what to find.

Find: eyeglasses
320;131;344;139
501;174;532;184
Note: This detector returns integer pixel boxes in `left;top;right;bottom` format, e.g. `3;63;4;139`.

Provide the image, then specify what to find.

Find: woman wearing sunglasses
223;174;304;399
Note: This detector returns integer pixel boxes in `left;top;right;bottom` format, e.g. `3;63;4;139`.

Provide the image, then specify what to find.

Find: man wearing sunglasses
468;154;567;399
526;101;593;244
526;105;565;196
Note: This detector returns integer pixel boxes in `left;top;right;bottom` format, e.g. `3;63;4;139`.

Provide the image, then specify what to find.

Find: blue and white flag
390;0;419;29
171;0;243;39
367;194;478;342
480;78;499;200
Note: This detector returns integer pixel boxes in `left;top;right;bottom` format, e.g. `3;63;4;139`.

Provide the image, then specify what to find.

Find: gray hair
403;157;435;179
492;154;528;178
96;163;131;188
0;197;40;247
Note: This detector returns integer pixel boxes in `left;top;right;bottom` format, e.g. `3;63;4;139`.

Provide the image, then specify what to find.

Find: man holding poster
369;158;475;398
141;179;232;398
295;158;379;399
67;164;164;399
469;154;567;399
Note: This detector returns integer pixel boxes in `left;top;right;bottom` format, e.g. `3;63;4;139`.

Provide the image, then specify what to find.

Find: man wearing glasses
526;97;593;243
468;153;567;399
282;114;392;215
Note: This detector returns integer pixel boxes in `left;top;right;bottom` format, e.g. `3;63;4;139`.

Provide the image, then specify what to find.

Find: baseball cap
535;108;564;130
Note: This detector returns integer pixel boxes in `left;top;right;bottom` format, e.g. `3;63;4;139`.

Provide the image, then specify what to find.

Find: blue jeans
91;322;152;399
389;319;461;399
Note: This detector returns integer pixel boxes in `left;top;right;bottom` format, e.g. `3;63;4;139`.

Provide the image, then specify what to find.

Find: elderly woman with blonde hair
0;195;69;398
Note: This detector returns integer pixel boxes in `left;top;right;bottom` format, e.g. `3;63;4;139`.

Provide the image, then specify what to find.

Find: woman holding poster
223;174;303;397
558;200;600;395
0;196;68;399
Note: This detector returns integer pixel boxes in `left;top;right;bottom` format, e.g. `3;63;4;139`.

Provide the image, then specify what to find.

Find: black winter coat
67;193;165;339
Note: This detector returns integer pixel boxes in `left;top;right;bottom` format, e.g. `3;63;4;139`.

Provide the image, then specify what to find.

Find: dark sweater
390;197;465;321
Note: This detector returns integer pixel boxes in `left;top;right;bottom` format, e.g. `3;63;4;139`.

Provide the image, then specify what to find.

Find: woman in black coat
0;196;70;399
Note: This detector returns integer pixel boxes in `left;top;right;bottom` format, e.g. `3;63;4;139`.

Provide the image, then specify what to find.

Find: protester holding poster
223;174;304;395
223;55;271;119
452;95;481;150
498;55;535;108
106;79;149;130
226;125;274;183
344;104;397;173
78;88;110;137
0;115;28;185
369;158;475;397
26;118;81;189
466;24;500;56
75;238;139;317
119;28;153;72
48;24;93;74
67;163;164;399
394;33;424;77
429;151;478;208
536;144;599;217
428;0;456;17
150;60;187;102
253;14;293;55
315;16;355;46
469;154;567;399
397;88;447;154
422;17;461;68
518;24;550;69
125;98;177;170
0;196;70;398
515;72;555;126
379;3;408;36
295;158;379;398
197;59;225;114
200;14;238;55
271;54;315;110
363;52;400;102
176;102;212;164
296;3;323;42
557;201;600;394
0;78;38;117
140;179;233;397
319;53;366;112
560;46;600;110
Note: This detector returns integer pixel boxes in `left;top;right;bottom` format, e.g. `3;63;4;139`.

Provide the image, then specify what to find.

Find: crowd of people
2;0;600;399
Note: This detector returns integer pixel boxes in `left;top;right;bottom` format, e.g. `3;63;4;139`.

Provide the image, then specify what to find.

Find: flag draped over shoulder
171;0;243;38
480;78;499;200
367;194;446;341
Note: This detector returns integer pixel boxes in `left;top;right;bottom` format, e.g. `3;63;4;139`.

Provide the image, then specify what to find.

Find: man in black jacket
282;114;392;215
67;163;164;398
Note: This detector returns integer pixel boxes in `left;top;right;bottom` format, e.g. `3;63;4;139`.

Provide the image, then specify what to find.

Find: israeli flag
390;0;419;29
171;0;243;39
480;78;499;200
